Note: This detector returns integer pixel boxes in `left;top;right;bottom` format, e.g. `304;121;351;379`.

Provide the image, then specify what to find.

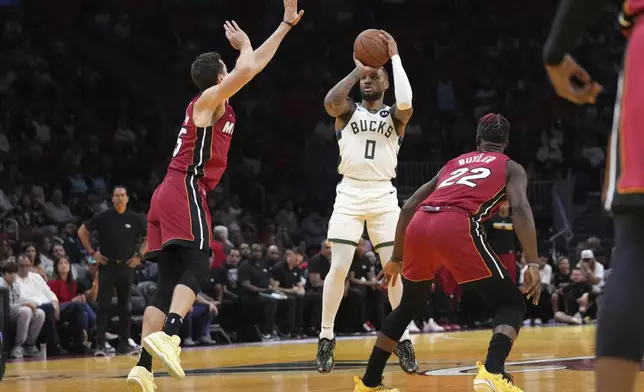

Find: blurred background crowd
0;0;620;358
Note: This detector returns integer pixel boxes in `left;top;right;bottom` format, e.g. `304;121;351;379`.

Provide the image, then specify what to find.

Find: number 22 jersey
421;151;510;222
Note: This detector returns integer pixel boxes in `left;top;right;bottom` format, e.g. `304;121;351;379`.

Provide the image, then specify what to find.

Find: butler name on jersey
337;105;401;182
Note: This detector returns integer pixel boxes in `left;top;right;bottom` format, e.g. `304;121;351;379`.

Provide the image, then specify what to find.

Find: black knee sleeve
596;213;644;362
150;281;174;314
177;247;210;295
493;306;524;333
381;278;432;340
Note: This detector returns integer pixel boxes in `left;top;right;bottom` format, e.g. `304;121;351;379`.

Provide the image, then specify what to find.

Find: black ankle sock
485;333;513;374
163;313;183;336
136;348;153;371
362;346;393;387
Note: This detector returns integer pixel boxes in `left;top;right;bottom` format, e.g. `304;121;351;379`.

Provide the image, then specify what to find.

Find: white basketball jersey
337;105;401;181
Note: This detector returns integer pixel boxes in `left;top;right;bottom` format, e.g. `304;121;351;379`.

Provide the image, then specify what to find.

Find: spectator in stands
521;255;553;325
551;257;572;314
484;202;517;283
47;256;94;353
0;239;15;266
21;242;48;281
238;244;279;340
212;248;242;338
578;249;604;294
180;293;219;347
266;245;281;268
554;268;592;325
60;222;84;264
271;249;306;338
239;243;251;261
49;243;79;279
0;261;45;359
349;242;384;332
306;240;331;333
277;201;298;237
76;257;99;305
44;189;73;225
210;229;227;269
15;254;65;356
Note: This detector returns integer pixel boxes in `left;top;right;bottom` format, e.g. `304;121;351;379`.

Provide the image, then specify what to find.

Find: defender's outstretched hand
378;260;402;288
545;54;602;105
224;21;250;50
283;0;304;26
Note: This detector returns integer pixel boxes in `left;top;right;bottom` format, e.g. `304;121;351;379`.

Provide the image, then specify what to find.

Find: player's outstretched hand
224;21;250;51
377;260;402;289
283;0;304;26
353;54;378;77
522;264;542;305
545;54;603;105
378;30;399;58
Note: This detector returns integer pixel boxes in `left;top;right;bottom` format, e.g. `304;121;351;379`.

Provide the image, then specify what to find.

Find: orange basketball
354;29;389;68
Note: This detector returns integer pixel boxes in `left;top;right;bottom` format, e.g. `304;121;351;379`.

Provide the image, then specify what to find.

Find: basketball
354;29;390;68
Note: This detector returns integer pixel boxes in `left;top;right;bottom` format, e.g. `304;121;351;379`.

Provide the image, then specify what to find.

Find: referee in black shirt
78;186;147;355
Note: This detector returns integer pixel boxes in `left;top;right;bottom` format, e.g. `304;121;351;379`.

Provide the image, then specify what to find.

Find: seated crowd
0;211;610;360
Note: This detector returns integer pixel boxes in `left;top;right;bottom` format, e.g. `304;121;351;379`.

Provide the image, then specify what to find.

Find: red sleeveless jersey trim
167;94;236;192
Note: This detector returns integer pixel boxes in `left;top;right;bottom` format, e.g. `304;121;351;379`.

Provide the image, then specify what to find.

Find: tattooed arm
323;68;360;128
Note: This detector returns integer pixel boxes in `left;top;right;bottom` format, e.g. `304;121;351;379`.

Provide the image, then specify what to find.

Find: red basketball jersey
167;94;237;191
626;0;644;15
422;151;510;222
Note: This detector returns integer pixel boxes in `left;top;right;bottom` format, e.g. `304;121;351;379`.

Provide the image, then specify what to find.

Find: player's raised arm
542;0;606;105
251;0;304;75
379;31;413;129
323;67;361;120
196;0;303;115
195;21;256;113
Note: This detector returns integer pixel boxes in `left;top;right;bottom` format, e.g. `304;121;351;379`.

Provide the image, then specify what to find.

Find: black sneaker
315;337;336;374
393;339;418;374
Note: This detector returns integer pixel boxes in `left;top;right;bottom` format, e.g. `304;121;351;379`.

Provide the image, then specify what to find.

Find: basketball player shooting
544;0;644;391
125;1;304;391
316;30;418;375
353;114;541;392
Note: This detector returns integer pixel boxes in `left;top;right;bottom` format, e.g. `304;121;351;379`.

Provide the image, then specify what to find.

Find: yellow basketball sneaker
143;332;185;379
126;366;156;392
353;376;400;392
473;361;523;392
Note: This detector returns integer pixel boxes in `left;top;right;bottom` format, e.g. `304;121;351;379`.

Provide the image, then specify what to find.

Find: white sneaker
10;346;24;359
523;319;533;326
424;318;445;333
534;318;543;326
408;322;422;333
128;338;141;349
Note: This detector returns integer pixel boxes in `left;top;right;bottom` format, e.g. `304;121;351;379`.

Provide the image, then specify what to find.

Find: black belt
420;205;472;217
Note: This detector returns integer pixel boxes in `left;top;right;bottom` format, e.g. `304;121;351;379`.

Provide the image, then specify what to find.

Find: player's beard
360;90;384;102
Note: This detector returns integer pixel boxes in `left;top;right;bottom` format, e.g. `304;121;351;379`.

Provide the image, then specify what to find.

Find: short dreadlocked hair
477;113;510;144
191;52;225;91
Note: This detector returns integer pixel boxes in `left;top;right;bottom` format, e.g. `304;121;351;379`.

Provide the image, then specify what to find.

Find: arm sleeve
542;0;610;65
391;55;413;110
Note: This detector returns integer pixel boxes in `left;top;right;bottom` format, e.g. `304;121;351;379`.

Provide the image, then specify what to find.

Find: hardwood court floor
3;325;644;391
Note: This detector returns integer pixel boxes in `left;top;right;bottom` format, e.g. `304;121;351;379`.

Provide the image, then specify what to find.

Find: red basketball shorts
146;170;212;260
402;209;508;284
604;19;644;213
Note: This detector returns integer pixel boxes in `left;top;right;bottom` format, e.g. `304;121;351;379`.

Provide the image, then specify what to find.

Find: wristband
391;258;403;264
282;20;294;27
527;263;540;269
